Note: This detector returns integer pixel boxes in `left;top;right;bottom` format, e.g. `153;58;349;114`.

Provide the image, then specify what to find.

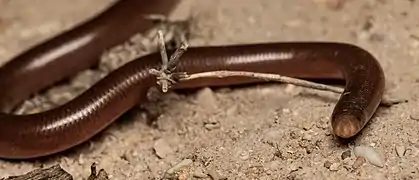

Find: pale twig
177;71;402;106
149;30;189;92
157;30;169;71
150;31;404;107
179;71;343;93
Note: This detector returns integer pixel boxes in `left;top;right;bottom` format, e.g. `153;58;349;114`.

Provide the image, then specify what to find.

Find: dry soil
0;0;418;179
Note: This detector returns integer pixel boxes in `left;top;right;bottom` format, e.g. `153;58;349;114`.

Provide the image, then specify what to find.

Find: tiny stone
121;152;135;162
46;86;75;105
226;105;238;115
135;162;149;172
263;129;284;145
395;145;406;157
207;169;222;180
316;121;328;130
354;146;384;167
204;121;221;130
288;163;300;172
285;20;303;28
408;138;418;144
302;121;313;131
71;70;103;89
352;156;366;169
274;150;284;159
239;151;250;160
130;33;146;44
25;106;49;114
372;173;386;180
177;170;191;180
410;113;419;121
153;138;173;159
324;131;332;136
341;150;352;160
195;87;218;114
166;159;193;175
205;117;219;124
329;163;340;171
217;87;232;93
302;133;312;141
369;33;385;42
324;161;332;169
313;0;347;10
193;168;208;178
289;131;299;139
282;108;291;114
266;160;281;170
342;157;352;165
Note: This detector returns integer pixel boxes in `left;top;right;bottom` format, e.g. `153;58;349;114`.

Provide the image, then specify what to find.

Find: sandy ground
0;0;418;179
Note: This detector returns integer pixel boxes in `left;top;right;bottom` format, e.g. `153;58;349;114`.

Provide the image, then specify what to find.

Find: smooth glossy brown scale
0;0;384;159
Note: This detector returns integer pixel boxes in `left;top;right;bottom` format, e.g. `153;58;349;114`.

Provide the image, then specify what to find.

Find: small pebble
262;129;284;145
120;152;135;162
207;169;223;180
288;163;300;172
204;121;221;130
193;168;208;178
266;160;281;170
153;139;173;159
372;172;386;180
226;105;238;115
395;145;406;157
313;0;347;10
135;162;149;172
195;87;218;114
324;160;334;169
354;146;384;167
316;119;329;130
289;131;299;139
166;159;193;175
71;70;103;89
341;150;352;160
302;121;313;131
342;156;352;165
329;163;341;171
178;170;191;180
302;133;312;141
204;117;221;130
410;113;419;121
352;156;366;169
285;20;303;28
239;151;250;160
282;108;291;114
46;86;76;105
369;33;385;42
